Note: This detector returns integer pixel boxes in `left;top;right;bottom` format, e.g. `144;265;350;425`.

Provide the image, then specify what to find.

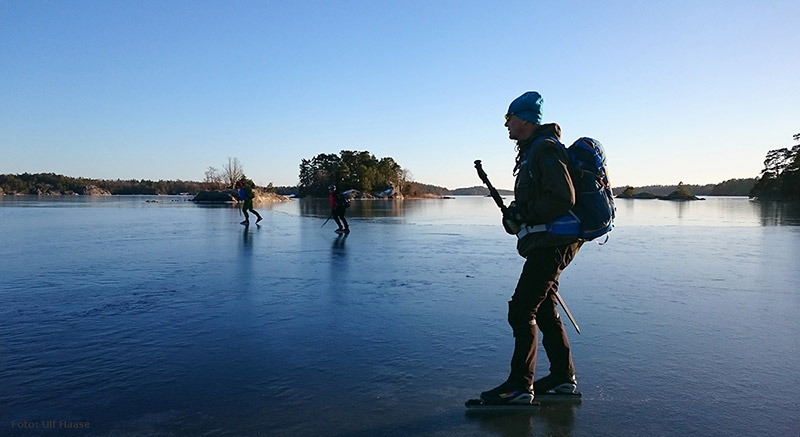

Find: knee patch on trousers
507;300;536;337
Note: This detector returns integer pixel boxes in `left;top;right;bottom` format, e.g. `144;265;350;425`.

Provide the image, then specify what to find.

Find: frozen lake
1;195;798;436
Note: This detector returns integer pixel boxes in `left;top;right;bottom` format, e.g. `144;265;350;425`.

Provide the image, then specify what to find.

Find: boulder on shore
82;185;112;196
616;191;659;199
254;191;292;203
616;186;659;199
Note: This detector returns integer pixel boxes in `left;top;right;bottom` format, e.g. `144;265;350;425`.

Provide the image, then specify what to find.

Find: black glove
502;217;520;235
504;201;526;223
501;201;525;235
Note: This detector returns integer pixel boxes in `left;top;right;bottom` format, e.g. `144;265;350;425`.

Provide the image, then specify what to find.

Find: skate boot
533;373;577;394
479;380;534;405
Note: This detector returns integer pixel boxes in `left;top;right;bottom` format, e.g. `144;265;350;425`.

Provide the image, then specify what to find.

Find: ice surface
1;196;798;435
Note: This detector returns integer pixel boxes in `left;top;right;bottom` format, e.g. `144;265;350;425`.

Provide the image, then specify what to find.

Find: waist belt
516;224;547;239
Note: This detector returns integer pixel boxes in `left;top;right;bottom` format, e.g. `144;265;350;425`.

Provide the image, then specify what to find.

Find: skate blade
465;392;581;411
465;399;540;411
534;391;582;402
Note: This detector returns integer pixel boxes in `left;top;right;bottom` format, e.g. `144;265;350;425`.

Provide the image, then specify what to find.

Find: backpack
526;137;615;242
239;179;256;199
337;192;351;208
243;182;255;199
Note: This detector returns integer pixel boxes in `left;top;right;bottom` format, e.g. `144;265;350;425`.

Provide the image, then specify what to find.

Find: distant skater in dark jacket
480;91;581;405
328;185;349;234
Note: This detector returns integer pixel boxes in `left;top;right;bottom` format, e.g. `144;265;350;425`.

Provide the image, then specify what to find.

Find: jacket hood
517;123;562;153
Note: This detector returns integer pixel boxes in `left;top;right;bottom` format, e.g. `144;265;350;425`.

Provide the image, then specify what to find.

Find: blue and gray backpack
532;137;616;242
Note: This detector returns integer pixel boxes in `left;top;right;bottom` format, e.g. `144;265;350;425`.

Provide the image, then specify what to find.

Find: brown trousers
507;241;580;386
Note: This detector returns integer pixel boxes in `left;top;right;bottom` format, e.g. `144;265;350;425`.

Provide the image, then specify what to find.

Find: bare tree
399;168;413;195
222;157;245;189
204;166;223;189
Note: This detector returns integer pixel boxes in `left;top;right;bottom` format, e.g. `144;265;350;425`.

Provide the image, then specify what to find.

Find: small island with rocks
617;182;704;201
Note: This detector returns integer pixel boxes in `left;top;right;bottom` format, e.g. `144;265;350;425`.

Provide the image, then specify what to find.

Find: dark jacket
514;123;578;253
329;191;348;211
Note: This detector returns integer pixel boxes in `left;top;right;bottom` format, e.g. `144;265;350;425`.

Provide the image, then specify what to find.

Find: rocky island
617;183;704;201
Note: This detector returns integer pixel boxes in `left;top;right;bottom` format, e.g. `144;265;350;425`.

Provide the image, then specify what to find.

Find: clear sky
2;0;798;191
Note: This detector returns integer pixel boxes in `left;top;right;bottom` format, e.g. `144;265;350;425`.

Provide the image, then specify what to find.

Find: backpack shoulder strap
522;136;568;178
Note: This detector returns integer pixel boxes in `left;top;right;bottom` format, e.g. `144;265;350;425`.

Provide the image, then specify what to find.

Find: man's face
504;114;532;141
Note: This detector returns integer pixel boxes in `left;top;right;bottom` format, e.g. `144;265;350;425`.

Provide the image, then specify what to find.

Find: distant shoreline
0;173;757;197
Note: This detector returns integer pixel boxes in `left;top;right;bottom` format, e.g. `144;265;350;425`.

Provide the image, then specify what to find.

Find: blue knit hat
507;91;543;124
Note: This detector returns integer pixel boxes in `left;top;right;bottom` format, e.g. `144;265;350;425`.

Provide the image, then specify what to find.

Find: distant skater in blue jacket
237;179;262;226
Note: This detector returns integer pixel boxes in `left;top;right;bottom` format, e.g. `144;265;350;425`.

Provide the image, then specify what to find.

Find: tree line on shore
2;135;797;199
0;173;213;196
619;178;757;197
610;133;798;200
0;171;451;197
0;171;760;198
0;152;484;197
748;133;799;200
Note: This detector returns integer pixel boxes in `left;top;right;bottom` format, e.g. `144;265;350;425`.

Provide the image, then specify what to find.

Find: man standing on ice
480;91;581;405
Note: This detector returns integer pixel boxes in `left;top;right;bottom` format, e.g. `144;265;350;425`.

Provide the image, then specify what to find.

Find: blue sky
2;0;798;190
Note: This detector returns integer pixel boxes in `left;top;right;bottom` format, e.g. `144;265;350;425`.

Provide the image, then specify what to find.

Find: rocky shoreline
191;190;291;204
0;185;113;196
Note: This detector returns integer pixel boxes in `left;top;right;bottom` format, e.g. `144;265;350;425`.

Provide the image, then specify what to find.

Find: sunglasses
504;113;513;122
